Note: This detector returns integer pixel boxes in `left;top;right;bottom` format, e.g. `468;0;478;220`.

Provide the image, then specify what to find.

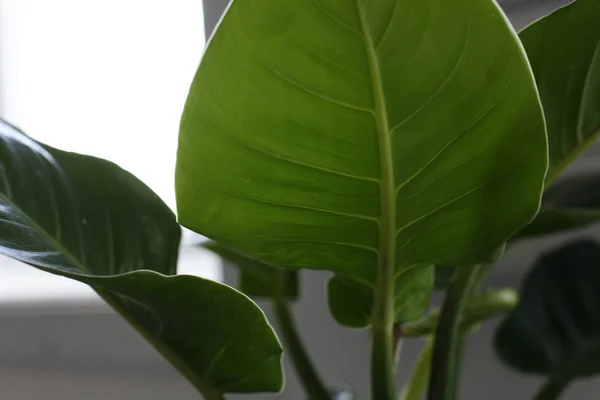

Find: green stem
371;251;397;400
402;288;518;338
399;338;433;400
461;289;518;326
427;265;482;400
534;375;571;400
97;291;226;400
273;271;330;400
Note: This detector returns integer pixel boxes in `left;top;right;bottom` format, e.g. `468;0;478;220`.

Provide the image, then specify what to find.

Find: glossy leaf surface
204;241;299;299
177;0;546;294
519;0;600;184
495;241;600;390
0;119;283;395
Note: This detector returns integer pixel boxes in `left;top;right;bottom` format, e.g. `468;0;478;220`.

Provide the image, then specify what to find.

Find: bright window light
0;0;221;308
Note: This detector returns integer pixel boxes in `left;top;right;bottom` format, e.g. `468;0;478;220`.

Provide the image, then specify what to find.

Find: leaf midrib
0;191;94;275
355;2;396;285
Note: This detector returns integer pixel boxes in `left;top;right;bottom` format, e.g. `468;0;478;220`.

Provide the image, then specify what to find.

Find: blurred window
0;0;220;310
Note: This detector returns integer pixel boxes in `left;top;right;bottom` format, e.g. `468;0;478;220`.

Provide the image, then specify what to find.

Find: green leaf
517;173;600;238
519;0;600;185
327;276;374;328
513;0;600;241
204;241;299;299
177;0;547;281
495;241;600;399
176;0;546;326
328;266;433;328
0;119;283;395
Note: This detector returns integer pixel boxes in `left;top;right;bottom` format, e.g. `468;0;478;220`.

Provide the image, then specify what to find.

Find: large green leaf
519;0;600;184
204;241;299;299
513;0;600;240
517;173;600;238
495;241;600;399
176;0;547;323
0;119;283;396
328;266;433;327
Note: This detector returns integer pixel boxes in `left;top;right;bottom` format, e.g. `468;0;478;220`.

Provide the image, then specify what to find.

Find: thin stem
534;374;571;400
427;265;482;400
402;288;518;338
272;271;330;400
399;338;433;400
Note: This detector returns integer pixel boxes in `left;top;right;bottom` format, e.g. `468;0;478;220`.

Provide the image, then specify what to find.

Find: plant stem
272;271;330;400
534;374;571;400
371;249;397;400
399;338;433;400
427;265;482;400
402;288;518;337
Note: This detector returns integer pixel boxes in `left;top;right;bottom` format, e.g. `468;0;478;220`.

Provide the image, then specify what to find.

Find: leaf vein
312;0;364;38
394;75;511;196
217;236;379;256
375;0;399;51
203;311;235;381
204;183;380;223
217;126;380;182
395;162;521;236
268;67;374;114
389;18;471;136
0;217;33;230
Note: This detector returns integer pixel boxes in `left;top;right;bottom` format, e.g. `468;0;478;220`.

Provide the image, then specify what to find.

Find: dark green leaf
519;0;600;184
328;266;433;328
204;241;299;299
328;276;374;328
514;0;600;240
0;119;283;395
495;241;600;397
176;0;547;325
517;173;600;238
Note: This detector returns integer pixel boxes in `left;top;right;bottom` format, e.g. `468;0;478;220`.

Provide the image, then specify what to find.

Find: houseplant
1;0;599;399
